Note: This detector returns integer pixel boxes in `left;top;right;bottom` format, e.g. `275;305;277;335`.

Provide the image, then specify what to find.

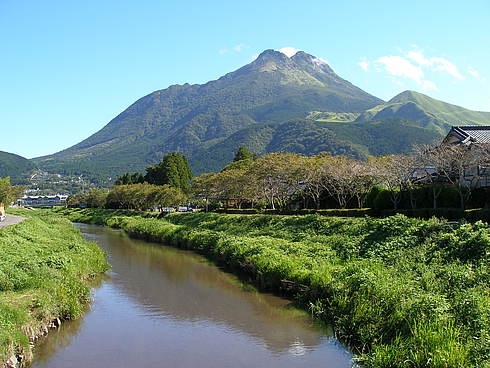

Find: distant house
17;195;68;208
442;126;490;188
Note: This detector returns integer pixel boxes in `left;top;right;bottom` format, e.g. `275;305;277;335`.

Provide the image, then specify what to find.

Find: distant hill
33;49;382;177
355;90;490;134
0;151;35;184
32;51;490;179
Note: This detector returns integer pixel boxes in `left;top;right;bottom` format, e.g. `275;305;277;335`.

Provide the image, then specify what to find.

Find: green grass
57;208;490;367
0;209;108;363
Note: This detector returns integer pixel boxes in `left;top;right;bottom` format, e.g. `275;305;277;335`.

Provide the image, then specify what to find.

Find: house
443;126;490;145
442;126;490;188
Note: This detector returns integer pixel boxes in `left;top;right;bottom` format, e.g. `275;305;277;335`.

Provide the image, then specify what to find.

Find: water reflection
31;224;353;368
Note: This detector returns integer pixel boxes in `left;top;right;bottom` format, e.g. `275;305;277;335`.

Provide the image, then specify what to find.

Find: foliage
0;209;108;363
114;172;144;185
144;152;193;191
66;188;108;208
62;209;490;367
186;148;490;215
105;183;187;211
0;177;24;207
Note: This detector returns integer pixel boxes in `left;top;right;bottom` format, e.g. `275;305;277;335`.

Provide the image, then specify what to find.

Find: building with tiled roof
443;126;490;145
442;126;490;189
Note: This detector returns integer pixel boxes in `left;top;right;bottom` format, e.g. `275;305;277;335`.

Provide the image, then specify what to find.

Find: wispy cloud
468;67;480;79
359;47;469;91
219;44;249;55
376;55;437;91
406;50;464;80
358;57;369;71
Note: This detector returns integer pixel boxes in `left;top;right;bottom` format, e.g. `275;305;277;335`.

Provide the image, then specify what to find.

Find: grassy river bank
56;208;490;368
0;209;108;367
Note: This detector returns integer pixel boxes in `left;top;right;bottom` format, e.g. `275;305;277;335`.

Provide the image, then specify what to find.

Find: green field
0;209;108;365
59;208;490;367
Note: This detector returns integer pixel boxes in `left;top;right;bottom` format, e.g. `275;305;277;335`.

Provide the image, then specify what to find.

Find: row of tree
66;183;187;211
68;143;489;212
191;144;489;211
67;153;192;210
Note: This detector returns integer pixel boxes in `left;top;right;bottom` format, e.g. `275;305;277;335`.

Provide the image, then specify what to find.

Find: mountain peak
35;47;385;177
250;49;295;71
291;51;334;75
249;49;335;76
389;90;425;104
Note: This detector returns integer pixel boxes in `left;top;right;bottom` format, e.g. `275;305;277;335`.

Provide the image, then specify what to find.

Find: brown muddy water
30;223;355;368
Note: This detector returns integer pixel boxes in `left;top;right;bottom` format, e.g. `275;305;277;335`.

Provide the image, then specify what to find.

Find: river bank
0;210;108;368
30;223;353;368
57;208;490;368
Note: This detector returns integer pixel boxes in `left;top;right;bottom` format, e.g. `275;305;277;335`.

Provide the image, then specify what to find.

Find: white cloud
407;50;432;66
218;44;249;55
407;49;464;80
376;55;437;91
468;67;480;79
233;44;247;52
358;57;369;71
377;56;424;81
363;47;470;92
431;57;464;80
278;46;299;58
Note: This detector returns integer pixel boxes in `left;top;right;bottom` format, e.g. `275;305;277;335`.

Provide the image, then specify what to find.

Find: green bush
0;209;108;362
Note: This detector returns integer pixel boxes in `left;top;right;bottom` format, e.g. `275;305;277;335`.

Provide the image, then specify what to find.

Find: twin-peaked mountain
33;49;490;179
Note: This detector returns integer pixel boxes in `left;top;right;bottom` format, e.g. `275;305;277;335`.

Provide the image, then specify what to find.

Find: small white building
17;194;68;208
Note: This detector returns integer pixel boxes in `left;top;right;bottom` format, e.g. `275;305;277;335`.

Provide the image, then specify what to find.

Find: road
0;214;26;228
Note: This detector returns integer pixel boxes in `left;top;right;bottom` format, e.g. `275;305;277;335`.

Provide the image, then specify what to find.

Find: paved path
0;214;27;229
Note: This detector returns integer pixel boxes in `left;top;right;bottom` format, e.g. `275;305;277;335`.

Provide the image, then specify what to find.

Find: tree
85;189;109;208
212;168;252;209
114;172;144;185
249;153;305;210
151;185;187;211
418;143;490;209
190;173;219;212
144;152;192;191
233;146;257;162
0;177;23;208
293;155;323;209
221;147;257;172
374;154;415;210
350;158;379;209
318;155;358;209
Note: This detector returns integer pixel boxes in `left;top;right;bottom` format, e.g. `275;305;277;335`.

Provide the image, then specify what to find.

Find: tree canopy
144;152;193;191
0;177;24;207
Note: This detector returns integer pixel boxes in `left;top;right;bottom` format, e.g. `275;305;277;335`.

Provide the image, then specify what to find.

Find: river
30;223;355;368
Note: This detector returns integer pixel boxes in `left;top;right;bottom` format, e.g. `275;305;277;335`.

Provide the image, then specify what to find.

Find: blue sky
1;0;489;158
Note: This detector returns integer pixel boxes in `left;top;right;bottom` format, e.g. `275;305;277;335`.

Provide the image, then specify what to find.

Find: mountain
33;49;382;177
32;50;490;180
0;151;35;184
355;90;490;134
